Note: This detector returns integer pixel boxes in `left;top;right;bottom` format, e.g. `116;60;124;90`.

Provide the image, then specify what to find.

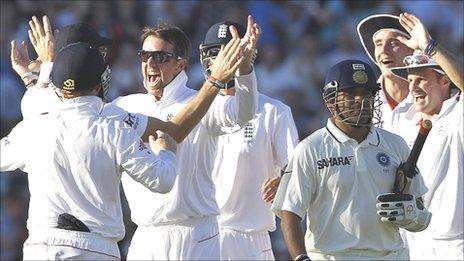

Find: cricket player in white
1;43;178;260
272;60;430;260
213;91;298;260
113;16;260;260
357;14;418;148
201;20;299;260
389;12;464;260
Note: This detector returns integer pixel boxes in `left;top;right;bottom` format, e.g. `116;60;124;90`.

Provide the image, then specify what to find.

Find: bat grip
403;119;432;178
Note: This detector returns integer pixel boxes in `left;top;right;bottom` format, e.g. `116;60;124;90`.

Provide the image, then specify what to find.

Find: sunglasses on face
205;47;221;59
138;50;180;63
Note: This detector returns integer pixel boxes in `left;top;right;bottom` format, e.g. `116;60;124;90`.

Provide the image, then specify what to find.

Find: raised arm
11;15;55;90
397;12;463;91
232;15;261;126
143;25;245;142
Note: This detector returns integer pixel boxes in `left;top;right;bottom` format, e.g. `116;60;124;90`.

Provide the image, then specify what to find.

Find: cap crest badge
63;79;75;91
353;70;368;84
217;24;228;38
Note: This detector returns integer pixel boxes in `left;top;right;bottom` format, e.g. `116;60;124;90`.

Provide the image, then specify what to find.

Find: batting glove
376;193;431;232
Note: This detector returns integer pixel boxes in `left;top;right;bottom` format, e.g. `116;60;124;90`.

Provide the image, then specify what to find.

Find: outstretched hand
397;13;431;52
208;25;245;83
239;15;262;74
10;40;32;76
28;15;55;62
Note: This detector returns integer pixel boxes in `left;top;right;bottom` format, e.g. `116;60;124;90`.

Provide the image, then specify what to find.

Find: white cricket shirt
1;96;177;241
405;92;463;259
212;94;299;233
272;118;427;256
114;70;258;226
377;77;419;148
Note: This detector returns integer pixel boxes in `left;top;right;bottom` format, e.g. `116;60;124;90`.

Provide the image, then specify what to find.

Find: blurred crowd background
1;0;462;260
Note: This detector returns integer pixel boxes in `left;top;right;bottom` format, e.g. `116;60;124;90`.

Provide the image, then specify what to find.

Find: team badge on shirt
376;152;390;167
243;122;254;143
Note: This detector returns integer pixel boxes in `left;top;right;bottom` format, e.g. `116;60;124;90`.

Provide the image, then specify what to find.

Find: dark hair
140;23;190;66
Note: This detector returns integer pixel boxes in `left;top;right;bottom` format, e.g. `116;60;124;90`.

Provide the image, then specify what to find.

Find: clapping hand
28;15;55;62
208;25;245;83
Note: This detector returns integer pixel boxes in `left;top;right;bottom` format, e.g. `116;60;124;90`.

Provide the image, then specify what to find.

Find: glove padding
376;193;431;232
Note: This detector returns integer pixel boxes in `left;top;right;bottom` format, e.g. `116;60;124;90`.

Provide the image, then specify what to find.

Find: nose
147;55;159;68
354;94;364;102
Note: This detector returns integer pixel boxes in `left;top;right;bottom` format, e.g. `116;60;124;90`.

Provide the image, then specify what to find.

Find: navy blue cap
323;59;380;93
202;21;246;47
51;42;107;93
55;23;112;52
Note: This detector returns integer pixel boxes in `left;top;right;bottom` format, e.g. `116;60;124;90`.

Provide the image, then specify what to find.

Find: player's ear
440;75;451;88
175;58;187;73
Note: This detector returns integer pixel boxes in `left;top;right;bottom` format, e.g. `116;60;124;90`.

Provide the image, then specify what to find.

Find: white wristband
21;71;39;80
37;62;54;84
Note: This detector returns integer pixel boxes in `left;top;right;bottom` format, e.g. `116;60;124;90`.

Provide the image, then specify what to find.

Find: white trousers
23;228;120;260
407;233;463;260
127;216;219;260
308;248;408;261
219;228;275;260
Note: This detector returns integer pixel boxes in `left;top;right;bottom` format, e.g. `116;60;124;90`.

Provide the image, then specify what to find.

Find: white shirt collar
157;70;189;103
326;118;380;146
57;96;104;114
377;74;414;109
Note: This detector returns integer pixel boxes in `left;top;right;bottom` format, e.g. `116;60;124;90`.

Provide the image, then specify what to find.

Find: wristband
25;79;38;88
424;39;438;57
207;75;227;89
295;254;310;261
38;62;54;84
21;71;39;81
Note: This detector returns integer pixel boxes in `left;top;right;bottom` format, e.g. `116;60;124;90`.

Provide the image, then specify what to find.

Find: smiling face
373;30;413;76
141;35;185;98
408;68;450;118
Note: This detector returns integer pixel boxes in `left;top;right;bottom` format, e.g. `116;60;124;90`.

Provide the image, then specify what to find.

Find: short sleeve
1;121;27;171
272;142;315;220
272;105;299;170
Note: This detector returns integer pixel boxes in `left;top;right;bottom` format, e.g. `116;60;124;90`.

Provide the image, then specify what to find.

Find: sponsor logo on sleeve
317;156;354;169
123;113;140;130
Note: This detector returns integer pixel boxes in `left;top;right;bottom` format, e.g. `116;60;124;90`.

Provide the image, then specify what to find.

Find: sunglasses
402;52;445;75
138;50;180;63
205;47;221;59
403;53;430;66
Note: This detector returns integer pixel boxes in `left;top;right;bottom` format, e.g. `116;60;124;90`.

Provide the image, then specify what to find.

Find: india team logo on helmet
353;70;368;84
376;152;390;167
